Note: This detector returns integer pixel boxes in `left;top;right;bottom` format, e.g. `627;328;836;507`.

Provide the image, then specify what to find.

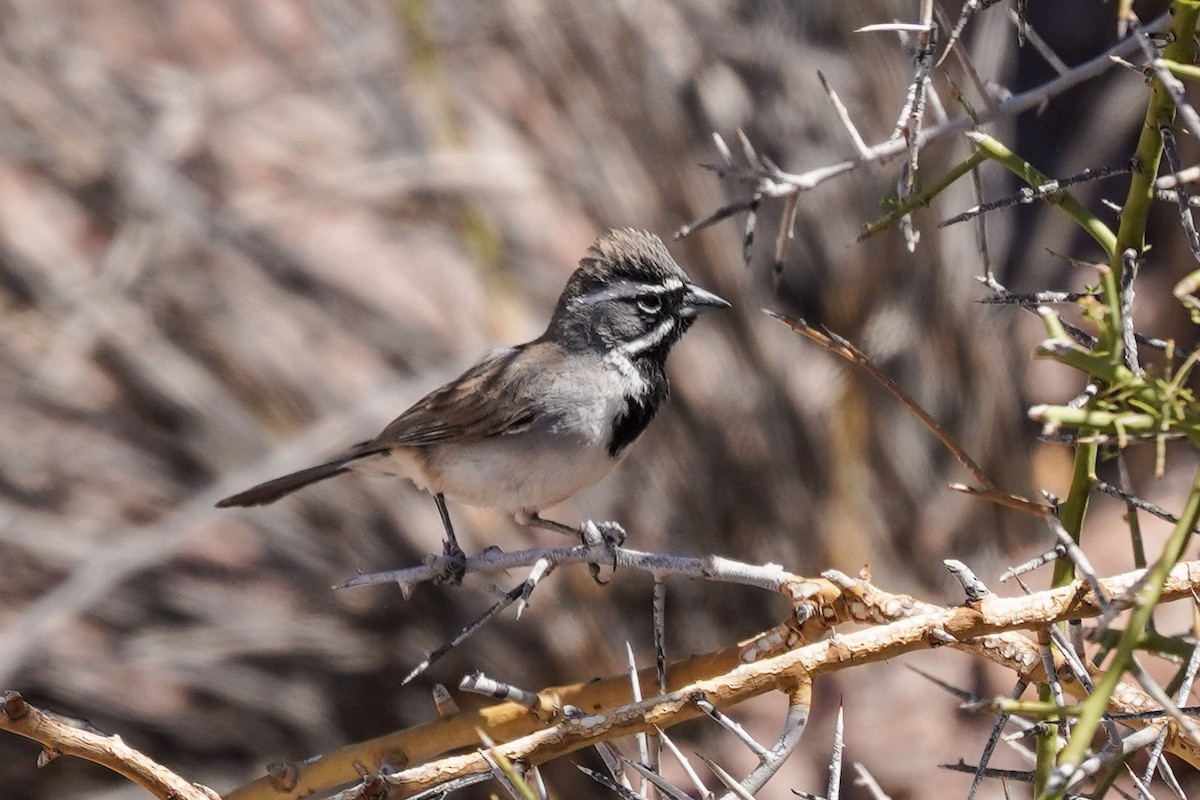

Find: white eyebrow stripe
572;277;686;306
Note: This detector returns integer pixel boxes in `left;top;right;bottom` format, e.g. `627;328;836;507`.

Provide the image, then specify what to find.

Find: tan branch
0;692;218;800
226;560;1200;800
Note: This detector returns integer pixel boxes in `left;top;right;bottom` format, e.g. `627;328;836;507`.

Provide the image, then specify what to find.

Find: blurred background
1;0;1197;797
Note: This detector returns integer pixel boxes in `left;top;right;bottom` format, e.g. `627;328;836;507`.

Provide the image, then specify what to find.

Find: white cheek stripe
611;315;676;358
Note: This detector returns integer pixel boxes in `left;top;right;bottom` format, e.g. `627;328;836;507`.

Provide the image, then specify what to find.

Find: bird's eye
636;294;663;313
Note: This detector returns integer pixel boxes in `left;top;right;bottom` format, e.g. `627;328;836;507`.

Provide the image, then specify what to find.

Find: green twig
1161;58;1200;81
858;150;987;240
1042;469;1200;797
965;131;1117;258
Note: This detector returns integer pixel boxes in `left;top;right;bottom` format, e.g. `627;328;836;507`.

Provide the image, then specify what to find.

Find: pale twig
999;545;1067;582
1059;726;1162;794
773;192;800;275
1120;248;1141;375
737;689;811;796
619;757;692;800
1160;127;1200;266
680;12;1169;241
1047;516;1110;611
893;16;937;254
657;728;712;800
1158;165;1200;190
1133;24;1200;158
941;760;1034;782
1155;188;1200;206
0;692;218;800
338;544;794;594
853;763;893;800
1142;594;1200;786
653;577;667;695
530;765;548;800
1009;8;1068;74
400;582;526;686
693;697;770;760
459;672;542;710
624;642;651;797
1010;574;1097;702
1036;628;1068;742
937;0;980;68
967;678;1029;800
256;559;1200;800
595;741;634;794
770;313;1054;519
516;557;554;619
1096;480;1200;533
817;71;870;158
650;576;666;785
979;287;1098;305
700;755;755;800
1126;655;1200;748
578;765;646;800
827;703;845;800
856;22;931;33
944;559;990;602
940;163;1130;227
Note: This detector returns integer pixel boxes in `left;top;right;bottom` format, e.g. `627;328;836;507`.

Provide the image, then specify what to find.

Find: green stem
966;132;1117;258
858;151;987;240
1052;443;1098;588
1028;406;1157;433
1034;646;1060;792
1111;1;1200;283
1161;58;1200;81
997;700;1082;718
1041;468;1200;798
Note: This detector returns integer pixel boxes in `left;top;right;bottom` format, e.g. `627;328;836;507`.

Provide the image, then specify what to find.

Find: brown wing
216;346;541;507
370;346;539;447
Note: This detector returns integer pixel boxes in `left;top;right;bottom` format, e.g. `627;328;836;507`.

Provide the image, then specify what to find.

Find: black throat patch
607;370;669;457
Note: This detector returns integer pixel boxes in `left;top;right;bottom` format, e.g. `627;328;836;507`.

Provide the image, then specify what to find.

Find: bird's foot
580;520;626;584
579;519;627;549
430;539;468;586
523;513;625;584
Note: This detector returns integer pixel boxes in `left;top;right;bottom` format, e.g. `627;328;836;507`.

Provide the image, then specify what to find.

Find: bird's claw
580;520;627;548
431;539;468;586
580;520;625;584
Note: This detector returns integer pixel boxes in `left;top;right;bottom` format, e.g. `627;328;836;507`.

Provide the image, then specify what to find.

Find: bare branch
0;692;218;800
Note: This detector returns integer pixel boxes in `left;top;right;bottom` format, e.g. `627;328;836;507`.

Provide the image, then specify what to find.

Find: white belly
431;434;619;512
351;351;648;515
356;432;621;515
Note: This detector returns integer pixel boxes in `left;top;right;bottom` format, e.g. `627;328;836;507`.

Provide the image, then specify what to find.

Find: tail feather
216;459;355;507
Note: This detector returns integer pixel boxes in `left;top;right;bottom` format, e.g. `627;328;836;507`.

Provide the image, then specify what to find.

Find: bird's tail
216;458;357;507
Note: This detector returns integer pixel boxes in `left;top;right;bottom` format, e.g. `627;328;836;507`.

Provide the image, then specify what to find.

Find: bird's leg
526;513;627;547
432;493;467;585
524;512;582;539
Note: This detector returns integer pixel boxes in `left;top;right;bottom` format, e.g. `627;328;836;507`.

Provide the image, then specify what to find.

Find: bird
216;228;729;580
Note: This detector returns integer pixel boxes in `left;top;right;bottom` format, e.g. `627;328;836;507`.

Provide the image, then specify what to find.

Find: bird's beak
680;283;731;318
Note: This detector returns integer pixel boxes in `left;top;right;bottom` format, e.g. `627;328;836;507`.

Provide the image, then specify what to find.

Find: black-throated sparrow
217;229;728;577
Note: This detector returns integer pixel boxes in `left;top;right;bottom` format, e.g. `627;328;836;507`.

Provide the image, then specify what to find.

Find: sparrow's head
545;229;729;359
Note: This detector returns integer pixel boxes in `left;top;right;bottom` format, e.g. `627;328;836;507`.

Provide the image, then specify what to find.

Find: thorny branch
0;692;217;800
676;12;1170;264
217;560;1200;800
